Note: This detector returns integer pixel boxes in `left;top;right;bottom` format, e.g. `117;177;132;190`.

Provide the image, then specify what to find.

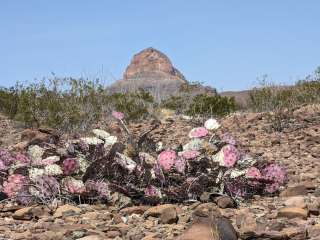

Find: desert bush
249;70;320;112
249;70;320;131
0;87;18;118
0;77;155;131
106;89;154;121
186;94;237;118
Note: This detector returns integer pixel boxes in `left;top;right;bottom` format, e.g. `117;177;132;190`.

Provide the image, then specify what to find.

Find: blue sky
0;1;319;91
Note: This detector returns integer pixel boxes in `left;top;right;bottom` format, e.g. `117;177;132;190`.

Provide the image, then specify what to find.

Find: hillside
0;104;319;239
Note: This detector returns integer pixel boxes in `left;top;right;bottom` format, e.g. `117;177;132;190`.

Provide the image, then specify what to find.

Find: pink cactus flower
188;127;209;138
63;158;79;175
221;133;237;145
262;164;287;193
180;150;200;160
15;153;30;165
3;174;28;198
34;175;60;198
0;160;7;171
85;180;110;199
246;167;262;179
144;185;162;198
0;149;14;166
174;157;186;173
41;156;60;165
222;144;240;167
112;111;124;120
157;150;176;171
63;177;85;194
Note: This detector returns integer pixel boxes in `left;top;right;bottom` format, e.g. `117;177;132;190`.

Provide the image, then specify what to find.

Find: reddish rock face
123;47;186;82
108;47;215;102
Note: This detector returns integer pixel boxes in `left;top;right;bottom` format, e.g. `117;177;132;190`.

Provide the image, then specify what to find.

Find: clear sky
1;1;319;91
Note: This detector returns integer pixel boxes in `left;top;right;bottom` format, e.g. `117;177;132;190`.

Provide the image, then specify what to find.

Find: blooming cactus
222;144;240;167
0;160;7;171
41;156;60;165
3;174;28;198
213;144;240;168
204;118;220;130
174;157;186;173
0;149;14;167
262;164;287;193
144;185;162;198
112;111;124;120
157;150;176;171
63;177;85;194
63;158;79;175
180;150;200;160
29;168;45;180
15;153;30;165
33;175;60;198
85;180;110;199
188;127;209;138
45;164;63;176
221;133;237;146
246;167;262;179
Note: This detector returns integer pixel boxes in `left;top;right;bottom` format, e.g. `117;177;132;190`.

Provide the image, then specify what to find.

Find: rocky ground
0;104;319;240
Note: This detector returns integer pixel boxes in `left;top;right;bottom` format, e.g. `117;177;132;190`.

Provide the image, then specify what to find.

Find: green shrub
0;87;18;118
0;78;155;131
106;89;154;121
186;94;237;118
248;70;320;131
160;96;187;114
249;76;320;113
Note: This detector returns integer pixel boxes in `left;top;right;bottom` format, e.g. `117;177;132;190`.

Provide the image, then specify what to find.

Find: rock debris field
0;104;319;240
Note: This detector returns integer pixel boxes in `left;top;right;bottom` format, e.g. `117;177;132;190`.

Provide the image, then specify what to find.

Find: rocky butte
108;47;215;102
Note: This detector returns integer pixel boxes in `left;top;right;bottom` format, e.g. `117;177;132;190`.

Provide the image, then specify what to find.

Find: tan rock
277;207;308;219
193;203;220;218
120;206;150;215
12;205;50;220
10;230;32;240
281;227;307;239
77;236;103;240
107;230;120;238
307;224;320;238
284;196;307;208
216;196;235;209
178;222;219;240
280;185;308;197
53;204;81;218
145;204;178;224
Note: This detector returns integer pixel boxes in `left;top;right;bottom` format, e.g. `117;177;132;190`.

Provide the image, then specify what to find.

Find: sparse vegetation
1;67;319;132
186;94;237;118
249;69;320;131
0;77;155;131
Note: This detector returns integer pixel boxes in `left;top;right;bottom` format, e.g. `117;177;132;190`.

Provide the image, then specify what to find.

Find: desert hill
108;48;216;102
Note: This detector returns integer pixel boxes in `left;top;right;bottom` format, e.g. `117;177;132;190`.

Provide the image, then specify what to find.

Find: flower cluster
63;158;79;175
112;111;124;120
63;177;85;194
3;174;28;198
157;150;176;171
33;175;60;198
188;127;209;138
0;112;287;205
85;180;109;199
262;164;287;193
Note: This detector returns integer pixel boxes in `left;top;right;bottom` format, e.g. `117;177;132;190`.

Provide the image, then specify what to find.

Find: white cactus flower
204;118;220;130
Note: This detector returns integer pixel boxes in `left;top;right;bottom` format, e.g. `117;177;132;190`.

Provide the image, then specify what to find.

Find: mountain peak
123;47;186;82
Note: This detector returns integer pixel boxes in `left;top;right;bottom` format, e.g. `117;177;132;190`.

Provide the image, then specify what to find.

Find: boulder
145;204;178;224
277;207;308;219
